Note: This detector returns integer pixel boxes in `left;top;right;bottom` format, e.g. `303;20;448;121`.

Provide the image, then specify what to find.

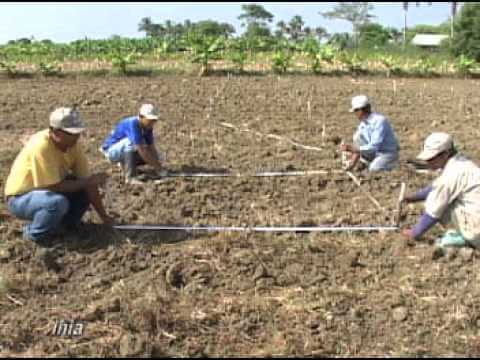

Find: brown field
0;74;480;356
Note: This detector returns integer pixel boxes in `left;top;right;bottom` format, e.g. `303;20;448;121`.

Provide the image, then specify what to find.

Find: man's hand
340;143;359;153
100;214;115;227
344;152;360;171
400;195;416;205
401;228;414;239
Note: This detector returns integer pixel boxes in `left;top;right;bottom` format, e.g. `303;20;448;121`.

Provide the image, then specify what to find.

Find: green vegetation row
1;3;479;78
0;36;478;78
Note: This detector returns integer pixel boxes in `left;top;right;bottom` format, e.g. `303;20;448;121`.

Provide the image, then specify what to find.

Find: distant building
411;34;449;48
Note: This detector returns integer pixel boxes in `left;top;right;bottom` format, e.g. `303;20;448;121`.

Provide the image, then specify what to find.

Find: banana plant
339;52;364;74
226;38;248;73
111;51;137;74
271;50;292;74
455;54;476;77
38;61;61;76
318;45;337;64
411;57;435;77
154;38;175;60
0;60;18;78
379;55;402;77
187;34;224;76
298;37;322;74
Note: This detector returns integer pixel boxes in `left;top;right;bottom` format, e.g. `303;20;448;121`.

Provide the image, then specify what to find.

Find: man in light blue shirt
341;95;400;172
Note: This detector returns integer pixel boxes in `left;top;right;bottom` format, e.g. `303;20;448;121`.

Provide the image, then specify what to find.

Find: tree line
136;3;468;52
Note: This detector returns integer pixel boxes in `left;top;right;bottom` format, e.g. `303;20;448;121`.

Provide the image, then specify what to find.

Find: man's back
356;112;400;154
102;116;153;151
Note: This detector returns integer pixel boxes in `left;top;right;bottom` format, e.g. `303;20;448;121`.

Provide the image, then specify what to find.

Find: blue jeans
103;138;154;178
7;190;90;242
104;138;136;163
353;133;399;172
367;152;399;172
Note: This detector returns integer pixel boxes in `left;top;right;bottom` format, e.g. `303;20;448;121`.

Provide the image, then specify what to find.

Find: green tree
275;20;288;39
187;34;225;76
138;17;165;37
327;33;354;50
358;23;392;47
191;20;236;38
287;15;305;41
238;4;274;38
452;3;480;61
320;2;375;47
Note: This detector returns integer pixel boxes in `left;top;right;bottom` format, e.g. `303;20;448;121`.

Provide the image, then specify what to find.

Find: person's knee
47;194;70;216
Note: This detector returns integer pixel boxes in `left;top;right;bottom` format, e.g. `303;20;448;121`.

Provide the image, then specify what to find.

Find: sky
0;2;459;45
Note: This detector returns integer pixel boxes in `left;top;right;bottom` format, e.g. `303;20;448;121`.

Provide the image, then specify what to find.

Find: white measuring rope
155;170;345;181
114;224;399;232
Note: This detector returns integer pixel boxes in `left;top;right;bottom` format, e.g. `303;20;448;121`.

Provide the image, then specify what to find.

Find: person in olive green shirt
5;107;114;244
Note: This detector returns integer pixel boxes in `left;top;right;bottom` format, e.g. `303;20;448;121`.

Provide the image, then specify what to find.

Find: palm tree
139;17;153;36
450;2;458;40
403;2;408;48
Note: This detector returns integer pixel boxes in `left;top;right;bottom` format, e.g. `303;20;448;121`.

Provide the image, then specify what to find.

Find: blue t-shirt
102;116;154;151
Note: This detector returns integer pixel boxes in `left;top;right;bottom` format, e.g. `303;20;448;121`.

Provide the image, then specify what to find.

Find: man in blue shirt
340;95;400;172
101;104;166;185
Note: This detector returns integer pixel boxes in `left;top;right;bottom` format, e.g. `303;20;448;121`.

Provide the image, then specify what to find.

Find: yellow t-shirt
5;129;90;196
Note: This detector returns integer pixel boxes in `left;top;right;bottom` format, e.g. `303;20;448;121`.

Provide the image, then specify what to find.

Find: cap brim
416;149;437;161
63;127;86;134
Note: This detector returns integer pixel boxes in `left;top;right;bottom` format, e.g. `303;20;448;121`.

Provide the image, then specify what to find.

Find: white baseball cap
349;95;370;112
139;104;160;120
49;107;86;134
417;132;454;161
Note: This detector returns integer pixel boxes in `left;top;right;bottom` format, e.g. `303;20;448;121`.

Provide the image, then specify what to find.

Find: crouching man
100;104;167;185
4;107;114;245
401;132;480;257
341;95;400;172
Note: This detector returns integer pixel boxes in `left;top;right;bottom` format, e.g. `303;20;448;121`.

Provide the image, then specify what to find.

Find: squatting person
340;95;400;172
100;103;167;185
401;132;480;256
5;107;114;245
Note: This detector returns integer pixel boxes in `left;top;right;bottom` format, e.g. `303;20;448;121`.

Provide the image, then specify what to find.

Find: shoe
99;147;109;159
431;246;445;260
36;248;62;272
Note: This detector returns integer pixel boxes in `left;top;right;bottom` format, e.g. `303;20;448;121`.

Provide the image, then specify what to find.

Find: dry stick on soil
345;171;387;214
219;122;322;152
6;294;24;306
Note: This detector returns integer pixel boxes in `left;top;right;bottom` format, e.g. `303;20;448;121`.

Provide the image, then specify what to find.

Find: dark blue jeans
7;190;90;242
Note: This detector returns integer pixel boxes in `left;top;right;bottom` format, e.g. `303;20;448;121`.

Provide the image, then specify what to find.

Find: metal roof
411;34;449;47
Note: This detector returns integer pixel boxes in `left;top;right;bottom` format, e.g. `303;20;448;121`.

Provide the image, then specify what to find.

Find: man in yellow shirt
5;107;114;244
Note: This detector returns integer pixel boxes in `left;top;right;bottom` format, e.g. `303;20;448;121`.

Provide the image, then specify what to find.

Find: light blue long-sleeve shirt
354;112;400;155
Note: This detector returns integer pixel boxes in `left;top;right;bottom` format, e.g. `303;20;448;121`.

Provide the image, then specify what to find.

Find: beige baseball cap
139;103;160;120
49;107;85;134
349;95;370;112
417;132;454;161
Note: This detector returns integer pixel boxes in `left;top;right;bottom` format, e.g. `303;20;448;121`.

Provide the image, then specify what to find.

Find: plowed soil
1;74;480;356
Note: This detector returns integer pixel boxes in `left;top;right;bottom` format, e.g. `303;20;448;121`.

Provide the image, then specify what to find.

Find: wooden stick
395;182;406;227
345;171;386;214
219;122;322;152
7;294;24;306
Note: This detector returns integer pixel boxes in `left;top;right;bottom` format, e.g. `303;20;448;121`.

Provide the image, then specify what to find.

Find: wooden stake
345;171;386;214
395;182;406;227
